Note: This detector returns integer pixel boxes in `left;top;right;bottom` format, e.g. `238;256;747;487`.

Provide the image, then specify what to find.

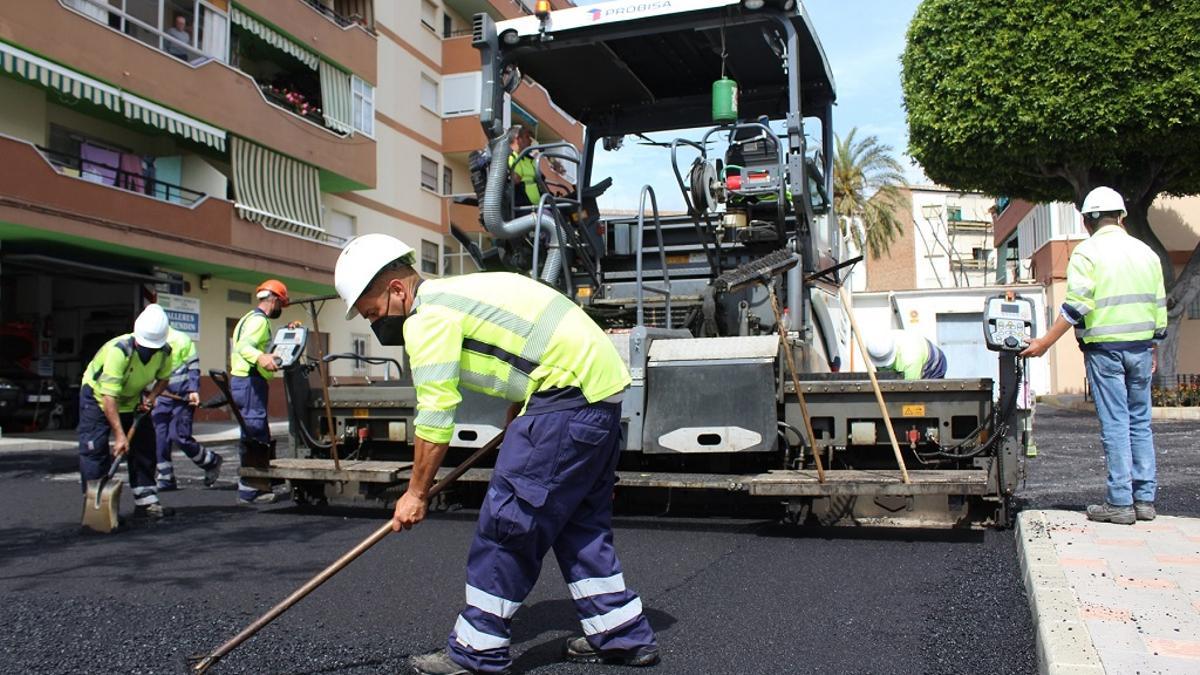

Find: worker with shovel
152;326;222;490
78;304;175;521
229;279;288;505
335;234;660;675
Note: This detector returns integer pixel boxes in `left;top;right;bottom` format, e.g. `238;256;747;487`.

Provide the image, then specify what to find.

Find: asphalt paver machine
256;0;1035;527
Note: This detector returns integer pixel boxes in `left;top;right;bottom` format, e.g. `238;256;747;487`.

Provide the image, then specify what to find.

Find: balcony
441;36;583;155
239;0;377;83
0;135;337;286
11;0;375;189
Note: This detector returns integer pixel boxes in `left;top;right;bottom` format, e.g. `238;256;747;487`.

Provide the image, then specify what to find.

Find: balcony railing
259;85;328;128
39;146;207;207
62;0;228;64
300;0;374;31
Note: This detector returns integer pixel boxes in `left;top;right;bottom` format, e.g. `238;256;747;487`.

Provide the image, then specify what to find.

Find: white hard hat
134;304;170;349
865;332;896;368
335;233;417;319
1080;186;1126;219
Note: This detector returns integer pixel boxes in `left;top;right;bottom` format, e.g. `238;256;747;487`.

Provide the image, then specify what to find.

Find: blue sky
570;0;923;210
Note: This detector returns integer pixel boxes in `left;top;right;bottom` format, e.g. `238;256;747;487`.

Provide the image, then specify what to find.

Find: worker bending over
228;279;287;505
78;304;174;520
865;329;947;379
152;326;222;490
335;234;660;675
1022;187;1167;525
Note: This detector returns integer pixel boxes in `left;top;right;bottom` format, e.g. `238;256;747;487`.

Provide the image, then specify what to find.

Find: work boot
563;637;661;667
133;503;175;520
1135;501;1157;521
157;476;178;491
237;490;278;505
203;454;224;488
409;650;484;675
1086;502;1135;525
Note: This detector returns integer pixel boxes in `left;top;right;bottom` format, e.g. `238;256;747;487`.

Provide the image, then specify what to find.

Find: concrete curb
1038;396;1200;421
1015;511;1104;675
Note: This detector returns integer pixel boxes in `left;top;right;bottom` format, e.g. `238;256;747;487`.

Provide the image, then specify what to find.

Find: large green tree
902;0;1200;379
833;128;908;260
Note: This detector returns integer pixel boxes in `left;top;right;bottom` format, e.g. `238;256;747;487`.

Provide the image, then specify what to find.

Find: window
421;240;439;275
441;72;481;117
326;209;356;243
420;74;439;114
64;0;227;63
442;166;453;195
352;75;375;136
351;333;369;374
420;156;438;191
443;14;452;38
420;0;437;32
947;206;963;222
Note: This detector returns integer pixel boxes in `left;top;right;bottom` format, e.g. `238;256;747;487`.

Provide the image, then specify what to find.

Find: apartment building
0;0;580;425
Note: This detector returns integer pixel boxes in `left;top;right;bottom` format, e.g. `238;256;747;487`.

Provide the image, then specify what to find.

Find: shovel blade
81;478;123;533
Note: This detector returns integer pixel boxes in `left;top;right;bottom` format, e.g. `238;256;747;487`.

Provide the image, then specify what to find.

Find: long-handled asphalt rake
185;428;506;674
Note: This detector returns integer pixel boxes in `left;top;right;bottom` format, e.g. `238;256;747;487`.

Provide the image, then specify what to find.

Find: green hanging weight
712;77;738;122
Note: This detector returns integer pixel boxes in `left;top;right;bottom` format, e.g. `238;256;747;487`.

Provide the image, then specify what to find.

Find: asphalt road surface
1;406;1195;675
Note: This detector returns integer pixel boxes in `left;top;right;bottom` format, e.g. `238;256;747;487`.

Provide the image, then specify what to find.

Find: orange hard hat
256;279;289;306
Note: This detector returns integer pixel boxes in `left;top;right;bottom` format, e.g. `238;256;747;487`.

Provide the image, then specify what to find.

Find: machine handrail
531;191;571;292
634;185;673;329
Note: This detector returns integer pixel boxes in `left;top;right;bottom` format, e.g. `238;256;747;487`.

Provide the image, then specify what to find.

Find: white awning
232;137;332;242
318;61;354;134
231;7;319;70
0;40;121;112
121;93;227;151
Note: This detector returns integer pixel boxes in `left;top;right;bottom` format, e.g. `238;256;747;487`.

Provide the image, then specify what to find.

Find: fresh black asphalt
1;405;1196;674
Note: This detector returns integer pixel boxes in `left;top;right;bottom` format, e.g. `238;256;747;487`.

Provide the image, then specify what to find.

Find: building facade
0;0;578;427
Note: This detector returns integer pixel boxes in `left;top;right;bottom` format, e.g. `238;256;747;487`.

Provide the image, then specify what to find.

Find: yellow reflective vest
403;273;631;444
508;152;540;204
889;330;932;380
81;334;173;412
1062;225;1168;347
230;309;274;377
164;328;200;393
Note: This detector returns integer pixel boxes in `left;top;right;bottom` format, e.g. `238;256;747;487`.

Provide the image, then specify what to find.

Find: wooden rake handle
187;429;506;674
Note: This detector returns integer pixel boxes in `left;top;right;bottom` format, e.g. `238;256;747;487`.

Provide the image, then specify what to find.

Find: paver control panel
269;326;308;368
984;295;1035;352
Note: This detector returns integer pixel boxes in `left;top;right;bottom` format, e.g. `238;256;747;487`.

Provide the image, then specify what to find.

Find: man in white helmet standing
334;233;659;675
864;330;947;380
77;304;176;520
1021;186;1168;524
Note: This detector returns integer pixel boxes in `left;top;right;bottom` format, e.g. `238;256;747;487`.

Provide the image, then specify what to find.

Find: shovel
81;413;144;533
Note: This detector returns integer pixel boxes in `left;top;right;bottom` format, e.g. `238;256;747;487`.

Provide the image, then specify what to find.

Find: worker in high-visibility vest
508;124;541;208
864;329;948;380
78;304;174;521
151;327;222;490
334;234;660;675
228;279;288;505
1022;186;1168;525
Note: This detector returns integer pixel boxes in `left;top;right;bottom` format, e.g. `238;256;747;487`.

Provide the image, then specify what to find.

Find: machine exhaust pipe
481;131;562;285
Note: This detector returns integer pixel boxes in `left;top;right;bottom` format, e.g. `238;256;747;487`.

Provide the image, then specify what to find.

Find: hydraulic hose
481;131;562;284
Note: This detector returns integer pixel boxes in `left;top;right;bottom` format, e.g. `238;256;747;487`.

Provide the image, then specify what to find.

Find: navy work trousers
230;372;271;497
446;398;658;672
77;386;159;506
153;397;220;480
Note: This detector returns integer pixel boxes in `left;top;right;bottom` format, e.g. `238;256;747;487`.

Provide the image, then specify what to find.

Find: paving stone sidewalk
1018;509;1200;675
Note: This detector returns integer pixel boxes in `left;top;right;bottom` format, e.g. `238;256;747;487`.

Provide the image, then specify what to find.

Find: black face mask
135;344;159;363
267;305;282;320
370;291;407;346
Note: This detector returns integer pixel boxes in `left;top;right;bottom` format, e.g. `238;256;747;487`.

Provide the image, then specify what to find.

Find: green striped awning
231;7;319;70
0;41;120;112
232;137;331;242
319;61;354;134
122;93;227;151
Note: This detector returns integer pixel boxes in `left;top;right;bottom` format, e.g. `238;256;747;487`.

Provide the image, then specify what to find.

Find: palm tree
833;128;908;259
